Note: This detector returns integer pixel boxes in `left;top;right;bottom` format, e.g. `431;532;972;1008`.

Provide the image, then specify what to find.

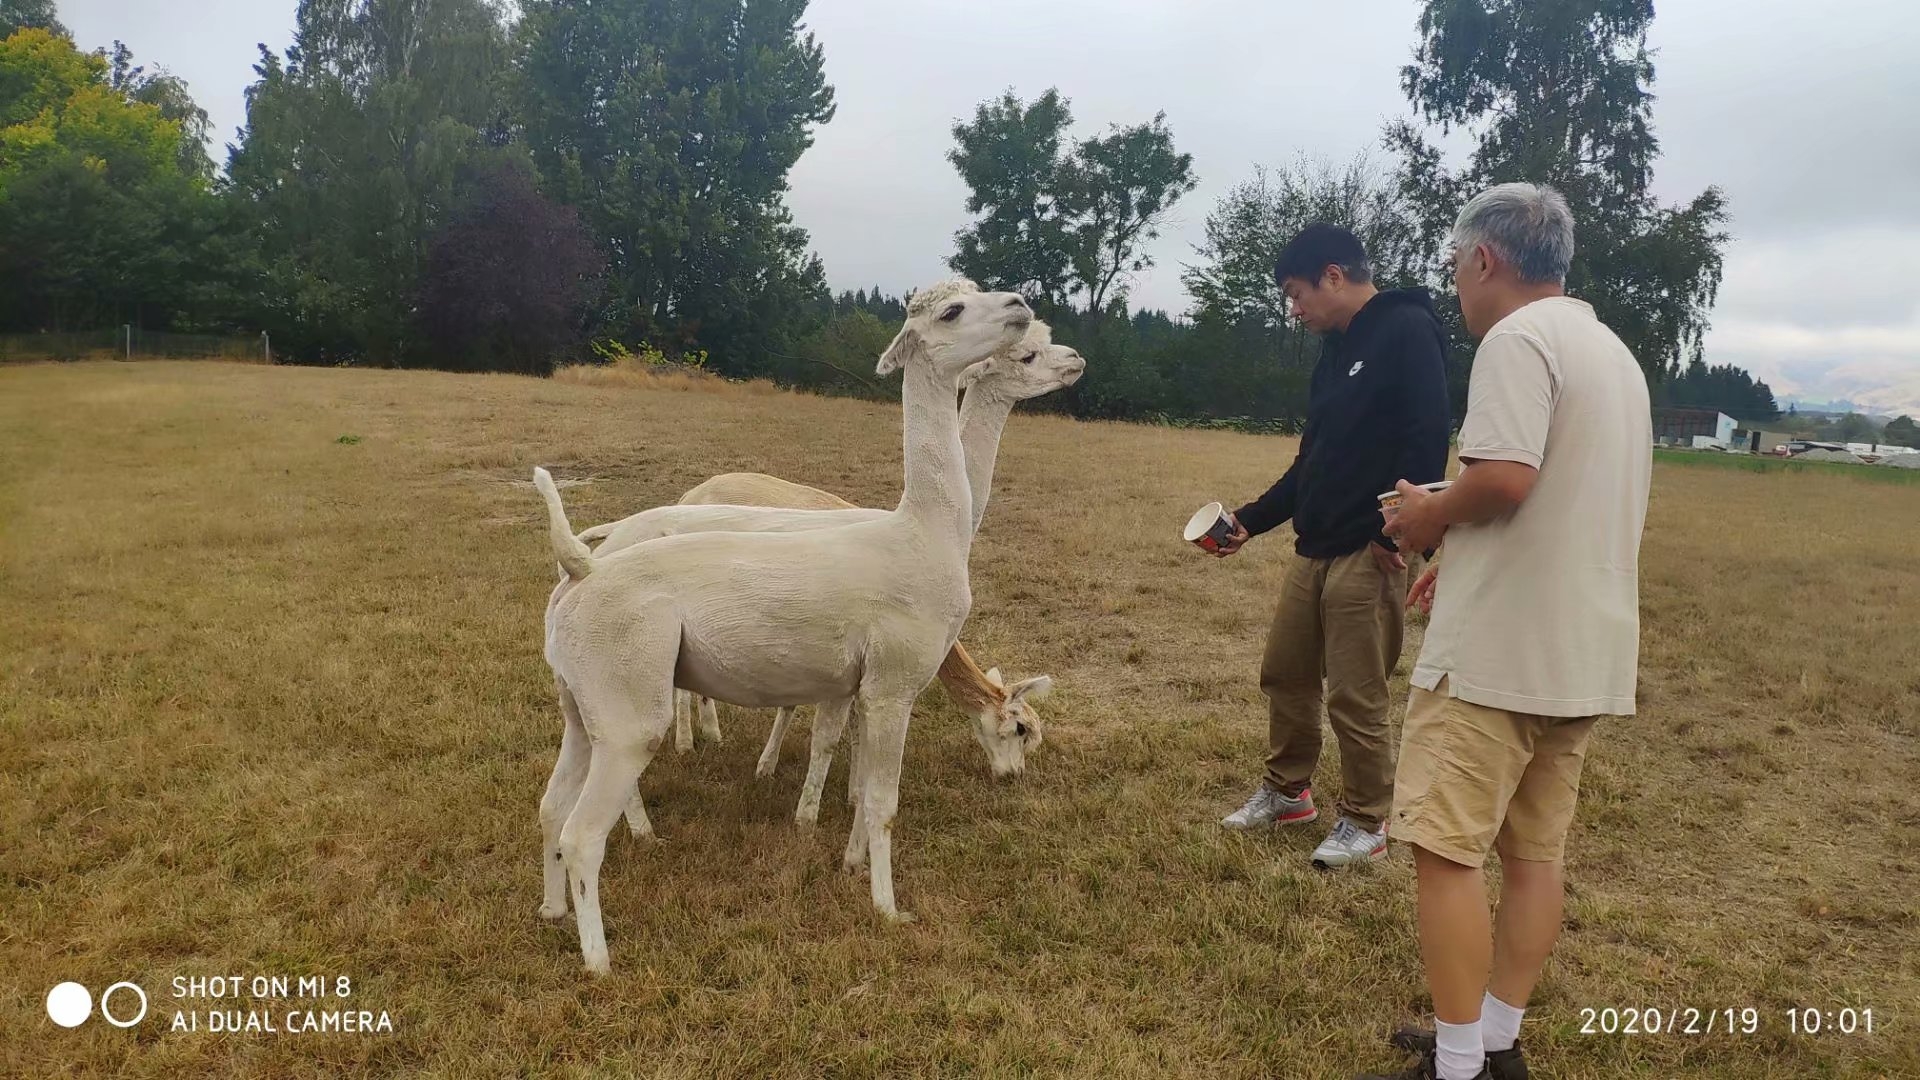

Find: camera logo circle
47;982;91;1028
102;982;149;1027
46;981;147;1028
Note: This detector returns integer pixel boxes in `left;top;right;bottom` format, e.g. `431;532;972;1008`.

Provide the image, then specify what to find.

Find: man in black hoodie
1214;223;1452;869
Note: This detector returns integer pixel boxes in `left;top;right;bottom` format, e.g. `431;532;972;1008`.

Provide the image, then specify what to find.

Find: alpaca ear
876;326;924;376
1008;675;1053;703
958;359;992;390
984;665;1005;689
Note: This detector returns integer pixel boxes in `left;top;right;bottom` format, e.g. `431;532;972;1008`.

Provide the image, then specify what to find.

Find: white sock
1434;1017;1485;1080
1482;992;1525;1052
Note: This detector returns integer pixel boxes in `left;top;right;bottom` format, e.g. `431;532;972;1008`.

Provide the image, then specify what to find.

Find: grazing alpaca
573;328;1079;810
536;280;1029;972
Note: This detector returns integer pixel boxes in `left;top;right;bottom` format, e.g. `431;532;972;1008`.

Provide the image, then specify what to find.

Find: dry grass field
3;360;1916;1078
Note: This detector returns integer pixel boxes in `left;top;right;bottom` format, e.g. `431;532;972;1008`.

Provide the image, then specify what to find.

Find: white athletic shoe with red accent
1221;784;1318;829
1311;817;1388;868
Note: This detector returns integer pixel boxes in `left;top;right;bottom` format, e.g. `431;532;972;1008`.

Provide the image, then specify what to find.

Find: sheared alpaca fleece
532;279;1033;973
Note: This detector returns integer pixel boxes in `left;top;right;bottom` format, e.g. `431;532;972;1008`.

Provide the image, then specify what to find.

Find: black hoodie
1233;288;1452;559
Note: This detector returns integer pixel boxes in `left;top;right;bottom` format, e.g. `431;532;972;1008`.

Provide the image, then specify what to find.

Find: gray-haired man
1363;184;1652;1080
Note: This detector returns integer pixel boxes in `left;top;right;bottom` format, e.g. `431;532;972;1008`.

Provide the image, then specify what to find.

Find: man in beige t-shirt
1362;184;1651;1080
1409;297;1650;715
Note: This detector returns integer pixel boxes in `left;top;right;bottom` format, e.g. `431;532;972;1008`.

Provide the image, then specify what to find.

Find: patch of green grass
1653;448;1920;484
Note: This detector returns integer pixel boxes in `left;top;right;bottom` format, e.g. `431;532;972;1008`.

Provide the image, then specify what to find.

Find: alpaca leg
697;696;723;746
673;690;693;753
622;786;654;840
756;706;796;779
539;677;591;920
795;699;851;826
842;779;868;873
625;692;657;837
560;690;666;976
560;746;649;975
839;698;876;873
844;706;864;808
853;693;914;921
559;645;675;976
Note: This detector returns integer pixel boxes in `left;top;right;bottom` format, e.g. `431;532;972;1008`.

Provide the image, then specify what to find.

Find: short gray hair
1451;183;1575;284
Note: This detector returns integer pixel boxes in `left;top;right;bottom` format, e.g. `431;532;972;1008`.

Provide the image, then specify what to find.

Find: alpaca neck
895;355;973;547
957;386;1016;536
936;642;1004;711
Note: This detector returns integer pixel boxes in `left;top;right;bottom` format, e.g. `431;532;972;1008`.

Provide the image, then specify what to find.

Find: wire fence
0;328;272;363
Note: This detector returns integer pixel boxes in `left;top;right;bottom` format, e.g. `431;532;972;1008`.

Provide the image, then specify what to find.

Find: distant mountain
1781;398;1897;424
1783;397;1859;414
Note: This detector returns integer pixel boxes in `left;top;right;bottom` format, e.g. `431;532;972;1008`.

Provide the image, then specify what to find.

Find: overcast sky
59;0;1920;414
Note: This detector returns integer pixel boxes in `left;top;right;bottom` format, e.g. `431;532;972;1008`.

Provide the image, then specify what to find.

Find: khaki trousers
1259;546;1407;831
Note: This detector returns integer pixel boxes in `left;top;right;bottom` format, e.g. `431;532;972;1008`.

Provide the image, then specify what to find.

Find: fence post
124;324;132;361
262;331;271;365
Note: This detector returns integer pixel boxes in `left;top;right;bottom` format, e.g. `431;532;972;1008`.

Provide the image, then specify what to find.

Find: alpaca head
972;666;1053;778
959;321;1087;402
877;277;1032;381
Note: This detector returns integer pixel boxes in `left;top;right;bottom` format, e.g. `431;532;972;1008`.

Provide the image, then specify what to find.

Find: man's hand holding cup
1185;502;1249;557
1379;479;1451;556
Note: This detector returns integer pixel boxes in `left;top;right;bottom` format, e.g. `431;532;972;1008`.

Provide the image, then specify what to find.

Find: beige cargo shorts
1390;676;1600;867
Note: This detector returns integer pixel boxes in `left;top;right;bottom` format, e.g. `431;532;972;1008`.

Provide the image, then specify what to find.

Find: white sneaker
1221;784;1318;829
1311;817;1388;868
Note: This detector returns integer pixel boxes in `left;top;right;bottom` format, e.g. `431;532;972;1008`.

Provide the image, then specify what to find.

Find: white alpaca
572;329;1080;813
536;280;1029;973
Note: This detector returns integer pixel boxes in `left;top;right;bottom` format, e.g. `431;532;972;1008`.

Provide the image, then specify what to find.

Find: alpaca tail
574;521;616;546
533;467;595;581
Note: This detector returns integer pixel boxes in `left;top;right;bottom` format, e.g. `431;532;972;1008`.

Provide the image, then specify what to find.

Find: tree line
1656;359;1779;422
3;0;1753;427
1775;409;1919;448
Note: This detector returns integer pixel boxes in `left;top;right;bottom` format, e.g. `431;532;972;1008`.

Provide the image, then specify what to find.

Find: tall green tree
948;89;1195;315
513;0;835;372
0;28;217;331
1883;415;1919;449
1387;0;1729;381
1177;153;1444;419
1055;111;1196;315
1184;153;1420;333
106;41;212;179
0;0;64;39
946;89;1074;309
225;0;507;362
1657;356;1780;420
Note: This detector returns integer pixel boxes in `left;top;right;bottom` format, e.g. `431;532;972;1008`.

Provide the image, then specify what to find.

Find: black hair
1273;222;1372;287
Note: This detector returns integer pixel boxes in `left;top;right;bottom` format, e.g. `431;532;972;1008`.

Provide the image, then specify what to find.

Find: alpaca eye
1020;352;1037;364
1014;722;1030;737
940;303;965;322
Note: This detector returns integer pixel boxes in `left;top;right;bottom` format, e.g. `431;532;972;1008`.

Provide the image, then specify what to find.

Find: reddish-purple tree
414;156;606;374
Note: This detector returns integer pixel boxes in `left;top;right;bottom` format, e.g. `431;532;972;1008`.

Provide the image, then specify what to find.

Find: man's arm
1440;458;1538;519
1385;457;1539;554
1234;345;1327;541
1424;458;1538;520
1392;316;1455;487
1376;313;1454;552
1232;441;1306;539
1384;328;1554;554
1212;421;1312;557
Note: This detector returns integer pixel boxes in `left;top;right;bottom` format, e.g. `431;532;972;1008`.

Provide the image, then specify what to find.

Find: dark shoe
1355;1047;1490;1080
1388;1027;1528;1080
